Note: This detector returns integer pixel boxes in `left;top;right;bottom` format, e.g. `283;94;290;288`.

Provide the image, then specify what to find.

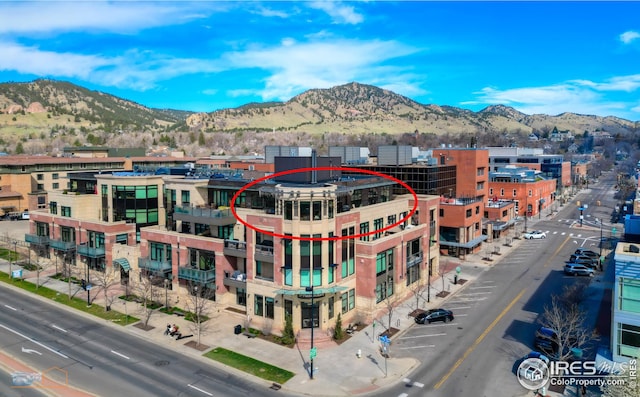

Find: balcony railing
138;257;172;274
254;243;274;263
25;234;49;245
223;239;247;258
50;239;76;251
223;270;247;288
178;267;216;284
77;244;105;258
172;205;236;226
407;251;423;268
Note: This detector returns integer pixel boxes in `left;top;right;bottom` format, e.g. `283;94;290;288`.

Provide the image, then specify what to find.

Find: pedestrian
164;323;171;336
581;385;587;396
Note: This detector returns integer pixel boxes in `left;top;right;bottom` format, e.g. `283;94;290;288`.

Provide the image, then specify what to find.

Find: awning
273;286;348;296
439;234;488;249
113;258;131;272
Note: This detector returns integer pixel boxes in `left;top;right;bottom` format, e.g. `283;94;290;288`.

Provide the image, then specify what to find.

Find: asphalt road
375;173;619;397
0;286;290;397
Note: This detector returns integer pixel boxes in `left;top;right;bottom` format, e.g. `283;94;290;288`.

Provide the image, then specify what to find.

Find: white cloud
250;6;291;19
308;1;364;25
569;75;640;92
0;1;218;35
0;41;223;91
222;39;423;101
202;89;218;96
620;31;640;44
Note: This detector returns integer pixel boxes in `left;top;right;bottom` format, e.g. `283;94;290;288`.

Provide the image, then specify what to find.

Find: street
375;171;619;397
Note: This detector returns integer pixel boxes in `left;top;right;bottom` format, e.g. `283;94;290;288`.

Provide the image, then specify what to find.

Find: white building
611;242;640;362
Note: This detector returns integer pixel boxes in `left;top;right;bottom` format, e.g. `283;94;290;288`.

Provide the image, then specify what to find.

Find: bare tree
540;285;596;361
94;266;120;311
32;250;53;290
183;282;217;346
439;259;455;292
381;288;400;332
134;272;160;328
407;277;426;311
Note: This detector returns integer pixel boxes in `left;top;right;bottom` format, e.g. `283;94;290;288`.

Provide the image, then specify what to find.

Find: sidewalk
0;199;595;396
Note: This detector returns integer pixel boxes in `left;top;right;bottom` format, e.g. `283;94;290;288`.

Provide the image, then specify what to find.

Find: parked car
569;259;598;269
523;351;550;366
574;248;598;258
564;263;595;277
534;327;559;354
569;254;598;267
523;230;546;239
414;309;454;324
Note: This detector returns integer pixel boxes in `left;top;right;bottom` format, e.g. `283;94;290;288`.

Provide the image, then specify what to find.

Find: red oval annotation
230;167;418;241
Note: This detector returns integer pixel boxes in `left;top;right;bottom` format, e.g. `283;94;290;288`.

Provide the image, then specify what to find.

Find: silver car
564;263;594;277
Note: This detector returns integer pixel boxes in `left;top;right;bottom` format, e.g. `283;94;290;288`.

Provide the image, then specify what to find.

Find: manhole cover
155;360;170;366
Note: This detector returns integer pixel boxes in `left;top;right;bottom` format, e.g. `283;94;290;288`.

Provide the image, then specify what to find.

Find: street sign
612;227;618;236
86;284;92;291
310;347;317;360
11;269;22;279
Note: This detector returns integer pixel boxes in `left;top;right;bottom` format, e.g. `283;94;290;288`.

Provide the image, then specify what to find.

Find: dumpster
234;324;242;335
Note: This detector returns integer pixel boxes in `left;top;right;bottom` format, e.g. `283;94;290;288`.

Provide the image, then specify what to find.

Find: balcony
49;239;76;252
407;251;423;268
178;267;216;284
173;205;236;226
223;270;247;289
25;234;49;246
77;244;105;258
223;239;247;258
138;257;172;274
254;243;274;263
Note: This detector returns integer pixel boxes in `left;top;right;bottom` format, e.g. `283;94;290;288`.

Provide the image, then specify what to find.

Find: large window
112;185;160;227
284;234;292;285
341;227;355;278
189;249;215;270
619;278;640;313
49;201;58;215
359;222;369;241
617;323;640;358
373;218;383;240
61;206;71;217
150;242;171;262
181;190;190;206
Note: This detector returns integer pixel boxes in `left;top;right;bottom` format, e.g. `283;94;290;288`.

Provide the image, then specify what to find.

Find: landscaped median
204;347;295;384
0;272;139;325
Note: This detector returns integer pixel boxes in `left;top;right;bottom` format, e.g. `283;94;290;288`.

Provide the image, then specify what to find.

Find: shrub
281;314;294;345
333;312;344;340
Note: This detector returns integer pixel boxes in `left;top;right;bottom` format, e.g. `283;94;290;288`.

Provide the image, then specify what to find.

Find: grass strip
0;272;138;325
204;347;295;384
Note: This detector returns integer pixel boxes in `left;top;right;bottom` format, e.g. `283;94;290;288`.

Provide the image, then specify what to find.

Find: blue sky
0;1;639;120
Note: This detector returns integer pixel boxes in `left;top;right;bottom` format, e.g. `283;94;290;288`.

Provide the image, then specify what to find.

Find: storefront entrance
301;302;319;329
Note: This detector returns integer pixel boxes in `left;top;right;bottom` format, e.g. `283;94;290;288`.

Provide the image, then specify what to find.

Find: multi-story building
26;157;440;338
488;167;557;218
611;242;640;363
487;147;571;197
0;154;195;216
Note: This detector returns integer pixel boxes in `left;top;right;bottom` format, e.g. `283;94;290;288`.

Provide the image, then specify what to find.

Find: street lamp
305;285;315;379
427;233;433;303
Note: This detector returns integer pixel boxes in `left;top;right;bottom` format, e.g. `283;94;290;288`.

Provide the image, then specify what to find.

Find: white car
523;230;546;239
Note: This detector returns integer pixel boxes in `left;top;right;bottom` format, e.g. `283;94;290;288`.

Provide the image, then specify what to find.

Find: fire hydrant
357;349;362;358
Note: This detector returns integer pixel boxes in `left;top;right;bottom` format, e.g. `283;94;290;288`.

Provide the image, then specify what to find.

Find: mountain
0;79;192;135
0;80;637;155
186;82;638;136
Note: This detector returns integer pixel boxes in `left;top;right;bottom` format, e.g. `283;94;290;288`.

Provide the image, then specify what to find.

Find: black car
569;254;598;267
574;248;599;258
415;309;454;324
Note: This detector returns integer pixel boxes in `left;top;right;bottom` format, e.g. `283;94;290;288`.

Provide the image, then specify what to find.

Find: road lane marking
399;333;446;339
457;292;492;296
398;394;409;397
0;323;68;359
544;235;570;267
4;305;17;311
433;288;527;390
52;325;68;333
188;384;213;396
111;350;130;360
454;314;468;317
413;381;425;388
447;306;471;310
398;345;435;350
469;286;494;289
418;322;459;327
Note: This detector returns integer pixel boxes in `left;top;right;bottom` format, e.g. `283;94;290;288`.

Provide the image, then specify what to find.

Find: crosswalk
524;230;582;237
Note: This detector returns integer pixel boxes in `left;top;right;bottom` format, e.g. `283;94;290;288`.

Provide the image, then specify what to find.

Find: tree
333;312;344;340
439;259;455;293
540;284;595;361
600;361;640;397
407;277;426;311
94;266;120;311
282;313;294;345
198;131;206;146
15;142;24;154
134;272;160;328
184;282;216;347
